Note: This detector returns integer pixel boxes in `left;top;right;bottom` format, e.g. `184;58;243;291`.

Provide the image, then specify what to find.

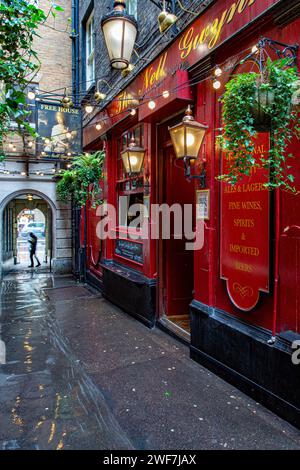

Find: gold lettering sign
178;0;256;59
139;52;168;96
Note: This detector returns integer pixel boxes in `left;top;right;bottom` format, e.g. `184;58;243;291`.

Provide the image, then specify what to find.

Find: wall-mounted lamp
94;79;112;102
101;1;138;70
122;63;135;78
121;134;145;175
61;89;73;108
169;105;208;187
157;0;178;34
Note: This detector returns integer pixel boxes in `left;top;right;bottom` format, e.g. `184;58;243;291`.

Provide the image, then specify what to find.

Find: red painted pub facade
81;0;300;427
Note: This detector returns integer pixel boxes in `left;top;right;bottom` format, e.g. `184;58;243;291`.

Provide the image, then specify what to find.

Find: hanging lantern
169;105;208;160
121;135;145;174
101;1;138;70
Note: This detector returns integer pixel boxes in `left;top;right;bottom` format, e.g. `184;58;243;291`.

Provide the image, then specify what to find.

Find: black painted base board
86;270;103;291
100;260;156;328
190;300;300;430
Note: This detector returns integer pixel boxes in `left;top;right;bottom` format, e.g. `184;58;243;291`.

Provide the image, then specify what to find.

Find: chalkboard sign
115;239;143;264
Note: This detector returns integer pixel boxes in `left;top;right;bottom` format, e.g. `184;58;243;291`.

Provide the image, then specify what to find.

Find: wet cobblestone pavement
0;271;299;450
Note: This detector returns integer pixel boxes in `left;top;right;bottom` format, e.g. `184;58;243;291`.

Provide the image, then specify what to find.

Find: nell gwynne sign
37;103;81;159
220;133;270;311
85;0;281;144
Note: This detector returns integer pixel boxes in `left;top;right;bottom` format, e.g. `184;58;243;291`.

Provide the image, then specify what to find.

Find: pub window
85;12;95;90
116;125;144;232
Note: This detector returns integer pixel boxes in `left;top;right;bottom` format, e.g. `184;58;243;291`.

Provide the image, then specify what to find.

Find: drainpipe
71;0;80;105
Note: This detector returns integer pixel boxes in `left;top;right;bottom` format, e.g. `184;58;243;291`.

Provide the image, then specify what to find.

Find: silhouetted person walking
28;233;41;268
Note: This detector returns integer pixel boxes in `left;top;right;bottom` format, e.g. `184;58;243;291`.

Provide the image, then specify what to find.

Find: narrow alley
0;270;299;450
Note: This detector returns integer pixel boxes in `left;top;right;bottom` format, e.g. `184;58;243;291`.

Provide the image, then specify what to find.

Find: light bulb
96;123;102;130
27;90;36;100
21;172;26;176
130;108;136;116
162;90;169;98
85;104;93;114
213;80;221;90
182;133;195;149
130;156;138;166
214;67;222;77
148;100;156;110
67;152;72;157
67;163;72;168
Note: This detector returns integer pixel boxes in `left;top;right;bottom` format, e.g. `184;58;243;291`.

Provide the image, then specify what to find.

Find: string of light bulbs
4;41;279;161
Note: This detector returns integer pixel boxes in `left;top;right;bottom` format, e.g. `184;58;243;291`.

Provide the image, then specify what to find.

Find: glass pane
134;126;140;145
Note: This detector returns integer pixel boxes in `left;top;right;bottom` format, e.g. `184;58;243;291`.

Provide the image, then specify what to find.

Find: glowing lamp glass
148;100;156;110
101;3;138;70
169;106;208;160
85;104;93;114
121;137;145;174
213;80;221;90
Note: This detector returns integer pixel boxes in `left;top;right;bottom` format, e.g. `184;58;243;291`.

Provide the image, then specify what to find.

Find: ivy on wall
218;58;300;192
56;151;105;208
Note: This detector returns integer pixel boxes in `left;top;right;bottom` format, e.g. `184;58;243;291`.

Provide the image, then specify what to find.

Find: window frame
85;11;95;91
127;0;138;19
115;124;145;249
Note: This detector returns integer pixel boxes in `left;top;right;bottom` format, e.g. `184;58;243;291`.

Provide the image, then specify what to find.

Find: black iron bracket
258;37;298;65
148;0;173;9
184;157;206;189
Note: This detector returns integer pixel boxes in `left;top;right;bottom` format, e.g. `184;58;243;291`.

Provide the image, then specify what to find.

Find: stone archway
0;189;56;275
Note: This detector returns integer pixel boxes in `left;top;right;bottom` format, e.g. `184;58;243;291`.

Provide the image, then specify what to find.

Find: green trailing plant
0;0;64;161
56;151;105;208
218;58;300;192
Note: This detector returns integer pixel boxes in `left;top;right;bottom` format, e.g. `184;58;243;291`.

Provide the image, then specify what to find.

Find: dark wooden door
163;146;194;316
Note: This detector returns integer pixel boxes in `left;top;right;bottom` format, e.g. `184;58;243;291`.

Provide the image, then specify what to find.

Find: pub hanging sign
220;133;270;311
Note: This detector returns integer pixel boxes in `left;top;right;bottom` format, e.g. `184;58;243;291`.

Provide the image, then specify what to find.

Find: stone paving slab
0;271;299;450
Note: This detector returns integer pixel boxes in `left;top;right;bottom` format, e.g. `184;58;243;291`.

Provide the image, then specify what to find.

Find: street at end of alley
0;270;299;451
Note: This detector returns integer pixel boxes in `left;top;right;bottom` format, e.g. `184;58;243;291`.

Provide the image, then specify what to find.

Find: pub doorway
157;120;195;339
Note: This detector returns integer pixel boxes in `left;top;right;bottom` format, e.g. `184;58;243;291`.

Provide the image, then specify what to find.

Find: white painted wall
0;176;72;275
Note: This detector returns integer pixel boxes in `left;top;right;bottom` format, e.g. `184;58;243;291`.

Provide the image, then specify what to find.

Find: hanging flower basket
252;86;275;130
217;58;300;192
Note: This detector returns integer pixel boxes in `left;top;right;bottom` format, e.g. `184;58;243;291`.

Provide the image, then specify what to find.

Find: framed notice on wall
196;189;210;220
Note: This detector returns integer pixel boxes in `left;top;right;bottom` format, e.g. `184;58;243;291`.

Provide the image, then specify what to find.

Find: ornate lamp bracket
257;37;298;66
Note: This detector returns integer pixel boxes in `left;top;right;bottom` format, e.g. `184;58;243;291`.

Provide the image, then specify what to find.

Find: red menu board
220;133;270;311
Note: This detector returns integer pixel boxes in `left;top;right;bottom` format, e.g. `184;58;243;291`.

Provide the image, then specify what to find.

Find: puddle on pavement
0;272;132;450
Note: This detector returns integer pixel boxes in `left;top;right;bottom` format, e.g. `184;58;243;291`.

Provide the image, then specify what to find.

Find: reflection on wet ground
0;270;299;450
0;271;132;450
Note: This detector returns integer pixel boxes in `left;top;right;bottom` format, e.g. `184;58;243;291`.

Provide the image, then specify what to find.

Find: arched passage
0;190;56;274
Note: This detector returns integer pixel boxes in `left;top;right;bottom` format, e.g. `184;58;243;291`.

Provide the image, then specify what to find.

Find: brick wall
78;0;163;98
77;1;214;121
33;0;72;92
